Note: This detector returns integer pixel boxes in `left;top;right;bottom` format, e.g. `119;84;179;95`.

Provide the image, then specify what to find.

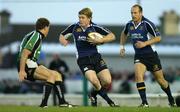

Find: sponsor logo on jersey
131;33;143;39
78;36;87;41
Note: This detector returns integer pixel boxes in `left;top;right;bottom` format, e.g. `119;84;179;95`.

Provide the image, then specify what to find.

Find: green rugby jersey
18;30;44;62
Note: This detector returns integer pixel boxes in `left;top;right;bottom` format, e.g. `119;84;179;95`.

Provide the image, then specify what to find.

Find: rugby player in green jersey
17;18;72;108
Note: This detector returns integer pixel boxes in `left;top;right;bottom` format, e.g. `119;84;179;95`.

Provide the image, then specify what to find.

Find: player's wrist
100;38;104;44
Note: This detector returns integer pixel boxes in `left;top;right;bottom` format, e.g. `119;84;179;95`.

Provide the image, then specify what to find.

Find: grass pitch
0;105;179;112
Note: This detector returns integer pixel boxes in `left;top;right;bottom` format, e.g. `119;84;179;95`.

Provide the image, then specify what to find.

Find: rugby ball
88;32;103;39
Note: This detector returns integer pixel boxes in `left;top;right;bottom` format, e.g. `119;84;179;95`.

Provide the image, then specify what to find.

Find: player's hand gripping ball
88;32;103;39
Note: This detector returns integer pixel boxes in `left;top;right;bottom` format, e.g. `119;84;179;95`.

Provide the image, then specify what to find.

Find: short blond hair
79;8;92;19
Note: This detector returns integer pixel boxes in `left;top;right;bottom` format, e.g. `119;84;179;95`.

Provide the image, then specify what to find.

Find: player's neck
134;18;142;26
81;24;90;30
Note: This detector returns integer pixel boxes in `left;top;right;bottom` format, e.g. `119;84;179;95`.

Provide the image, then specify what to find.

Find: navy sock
91;89;98;97
97;88;113;104
136;82;148;104
161;85;174;103
40;82;53;106
54;81;66;104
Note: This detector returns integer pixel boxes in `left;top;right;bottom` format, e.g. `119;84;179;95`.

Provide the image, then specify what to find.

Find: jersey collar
77;22;94;32
131;16;145;29
37;30;45;39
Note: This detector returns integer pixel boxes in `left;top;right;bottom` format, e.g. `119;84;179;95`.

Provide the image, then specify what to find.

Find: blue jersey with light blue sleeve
123;16;161;54
61;22;110;58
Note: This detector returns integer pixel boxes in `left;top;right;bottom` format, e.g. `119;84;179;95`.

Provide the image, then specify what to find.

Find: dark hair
132;4;143;12
79;8;92;19
35;18;50;30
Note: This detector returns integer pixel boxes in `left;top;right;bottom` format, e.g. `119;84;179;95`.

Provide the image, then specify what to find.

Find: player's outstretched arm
59;34;69;46
101;32;115;43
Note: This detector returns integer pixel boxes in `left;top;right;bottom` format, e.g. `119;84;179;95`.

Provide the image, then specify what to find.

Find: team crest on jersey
155;28;159;32
139;26;143;30
153;64;159;71
29;43;33;47
130;26;134;30
76;28;82;32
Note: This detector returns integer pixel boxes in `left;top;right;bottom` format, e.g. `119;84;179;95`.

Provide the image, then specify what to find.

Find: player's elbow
110;33;116;41
156;36;161;42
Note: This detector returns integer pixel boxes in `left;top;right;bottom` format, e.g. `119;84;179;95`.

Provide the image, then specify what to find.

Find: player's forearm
145;36;161;46
59;34;68;46
101;33;115;43
20;49;30;72
120;32;127;49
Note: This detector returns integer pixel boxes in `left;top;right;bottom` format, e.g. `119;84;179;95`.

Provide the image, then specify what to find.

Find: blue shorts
134;52;162;72
77;53;108;74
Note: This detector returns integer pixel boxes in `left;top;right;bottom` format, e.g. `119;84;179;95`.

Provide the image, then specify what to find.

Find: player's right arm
19;31;38;81
19;49;31;82
59;34;69;46
59;24;75;46
120;23;129;57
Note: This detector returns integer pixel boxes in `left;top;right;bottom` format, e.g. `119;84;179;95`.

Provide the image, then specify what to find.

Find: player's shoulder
24;30;36;38
124;20;132;27
91;22;100;27
142;16;155;26
68;23;77;27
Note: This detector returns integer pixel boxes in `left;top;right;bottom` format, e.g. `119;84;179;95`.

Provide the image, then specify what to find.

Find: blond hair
79;8;92;19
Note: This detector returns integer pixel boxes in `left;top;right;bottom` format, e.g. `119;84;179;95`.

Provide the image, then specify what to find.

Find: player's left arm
135;21;161;48
59;24;75;46
101;32;115;43
92;26;115;44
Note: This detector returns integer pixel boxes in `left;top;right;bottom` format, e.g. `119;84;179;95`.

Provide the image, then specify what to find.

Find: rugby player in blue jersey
59;8;118;107
120;4;176;107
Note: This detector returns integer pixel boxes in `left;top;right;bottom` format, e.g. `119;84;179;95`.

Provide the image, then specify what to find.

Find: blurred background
0;0;180;107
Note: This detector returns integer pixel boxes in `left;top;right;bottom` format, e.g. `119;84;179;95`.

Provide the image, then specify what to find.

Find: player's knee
92;79;101;88
54;71;62;81
103;79;111;86
47;74;56;82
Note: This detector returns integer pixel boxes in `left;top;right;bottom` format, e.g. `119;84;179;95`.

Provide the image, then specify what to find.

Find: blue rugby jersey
123;16;161;54
61;22;110;58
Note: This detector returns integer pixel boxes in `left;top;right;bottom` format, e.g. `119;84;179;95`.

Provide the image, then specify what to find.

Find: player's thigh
34;65;53;80
85;70;100;85
152;69;165;80
97;69;111;84
134;63;146;82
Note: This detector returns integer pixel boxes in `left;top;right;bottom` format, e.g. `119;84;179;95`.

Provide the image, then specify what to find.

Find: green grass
0;105;179;112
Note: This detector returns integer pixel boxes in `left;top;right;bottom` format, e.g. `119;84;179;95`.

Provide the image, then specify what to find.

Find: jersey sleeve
24;32;39;51
93;25;111;36
145;21;161;37
123;23;129;35
61;24;75;36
